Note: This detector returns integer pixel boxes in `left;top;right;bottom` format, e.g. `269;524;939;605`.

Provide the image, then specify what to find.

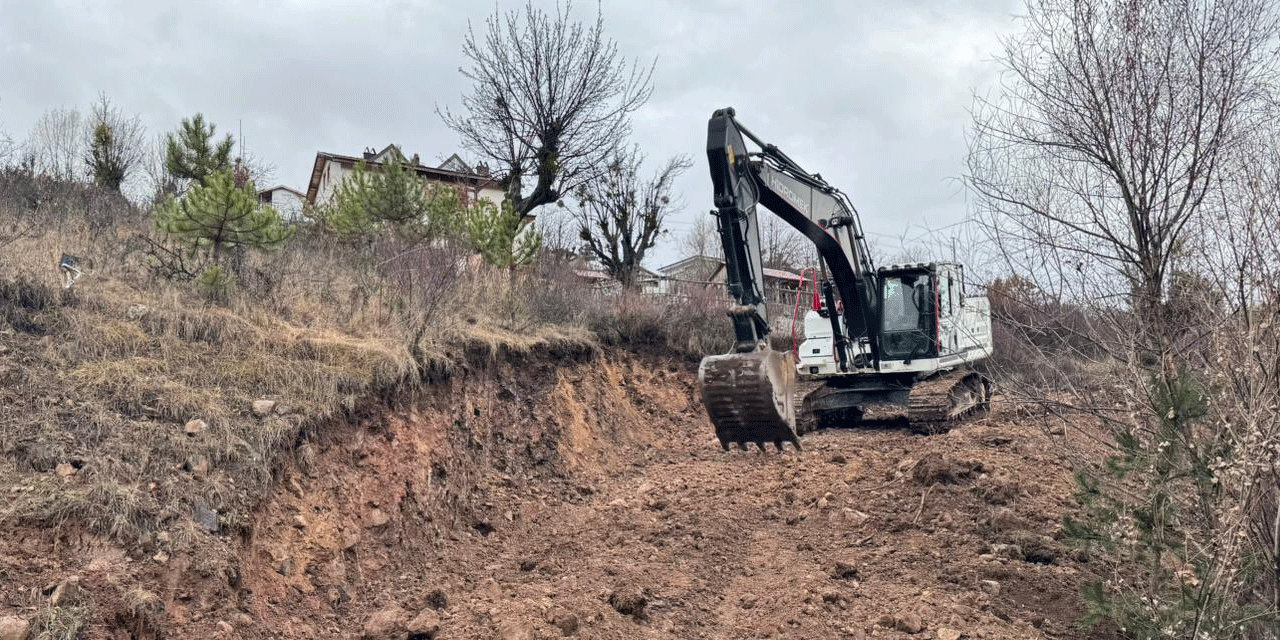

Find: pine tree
155;169;291;266
164;114;234;189
321;154;461;241
464;199;540;268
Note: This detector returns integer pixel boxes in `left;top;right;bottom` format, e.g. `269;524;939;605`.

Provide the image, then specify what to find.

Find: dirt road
383;403;1103;639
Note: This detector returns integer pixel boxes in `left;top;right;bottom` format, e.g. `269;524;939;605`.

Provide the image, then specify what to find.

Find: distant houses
657;255;805;304
257;143;507;224
305;144;504;211
258;145;806;300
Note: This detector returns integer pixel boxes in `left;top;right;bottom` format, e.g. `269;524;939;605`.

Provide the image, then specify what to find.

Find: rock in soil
896;612;925;634
547;609;579;636
49;576;83;607
912;452;983;485
829;561;861;580
365;508;390;528
184;419;207;436
406;608;440;638
1008;530;1059;564
0;616;29;640
608;588;647;620
252;399;277;417
363;606;406;638
879;612;925;634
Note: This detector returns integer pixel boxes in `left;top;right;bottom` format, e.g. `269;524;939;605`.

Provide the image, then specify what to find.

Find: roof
658;254;721;274
437;153;472;173
258;185;305;198
573;266;662;282
761;266;803;281
305;149;500;203
663;255;803;282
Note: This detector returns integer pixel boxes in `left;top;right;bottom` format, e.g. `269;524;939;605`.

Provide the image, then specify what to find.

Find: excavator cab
878;267;937;363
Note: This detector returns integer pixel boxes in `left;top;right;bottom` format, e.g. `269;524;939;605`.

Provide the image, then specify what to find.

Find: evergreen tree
321;154;461;241
464;199;540;268
87;123;124;190
155;169;290;266
164;114;234;189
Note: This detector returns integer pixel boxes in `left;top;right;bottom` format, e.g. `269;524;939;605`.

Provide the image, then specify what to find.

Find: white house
257;185;307;223
305;144;505;212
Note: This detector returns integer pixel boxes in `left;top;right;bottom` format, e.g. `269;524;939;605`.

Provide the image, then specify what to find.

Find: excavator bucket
698;349;800;451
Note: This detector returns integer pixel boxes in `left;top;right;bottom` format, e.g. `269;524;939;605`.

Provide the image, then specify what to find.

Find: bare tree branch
966;0;1280;342
24;106;86;182
570;145;691;287
438;0;655;219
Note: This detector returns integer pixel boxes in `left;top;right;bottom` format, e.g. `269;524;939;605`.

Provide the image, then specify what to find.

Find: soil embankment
1;340;1104;639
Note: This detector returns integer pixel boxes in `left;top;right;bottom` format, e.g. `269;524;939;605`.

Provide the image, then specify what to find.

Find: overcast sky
0;0;1025;268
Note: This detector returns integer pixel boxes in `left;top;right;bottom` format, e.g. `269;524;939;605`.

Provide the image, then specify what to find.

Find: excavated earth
1;345;1115;640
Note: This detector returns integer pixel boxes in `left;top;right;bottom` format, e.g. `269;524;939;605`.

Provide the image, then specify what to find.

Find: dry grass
27;604;87;640
0;175;723;556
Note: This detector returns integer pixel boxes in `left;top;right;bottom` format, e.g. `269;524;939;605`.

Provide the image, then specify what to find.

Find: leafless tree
535;205;586;259
0;103;14;167
438;0;655;219
966;0;1280;353
678;216;722;263
759;215;814;272
25;106;86;182
140;132;181;205
965;0;1280;633
84;92;147;193
570;145;691;288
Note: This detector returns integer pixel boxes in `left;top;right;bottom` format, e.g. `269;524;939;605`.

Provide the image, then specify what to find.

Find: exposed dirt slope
1;342;1109;640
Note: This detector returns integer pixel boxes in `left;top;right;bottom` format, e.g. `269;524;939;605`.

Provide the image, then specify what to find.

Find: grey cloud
0;0;1024;266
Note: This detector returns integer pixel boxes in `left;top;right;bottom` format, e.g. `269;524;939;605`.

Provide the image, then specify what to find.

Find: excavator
698;107;994;451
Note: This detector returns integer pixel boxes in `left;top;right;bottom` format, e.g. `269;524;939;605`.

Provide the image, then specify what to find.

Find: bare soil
1;345;1114;640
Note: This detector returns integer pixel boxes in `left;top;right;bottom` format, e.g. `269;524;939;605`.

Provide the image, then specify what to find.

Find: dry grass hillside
0;175;739;637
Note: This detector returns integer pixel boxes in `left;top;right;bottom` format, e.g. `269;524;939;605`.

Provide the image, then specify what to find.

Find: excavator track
699;349;800;451
906;369;991;431
793;381;826;435
788;370;991;435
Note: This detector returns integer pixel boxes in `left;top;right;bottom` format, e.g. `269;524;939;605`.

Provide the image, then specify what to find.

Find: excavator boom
700;107;879;450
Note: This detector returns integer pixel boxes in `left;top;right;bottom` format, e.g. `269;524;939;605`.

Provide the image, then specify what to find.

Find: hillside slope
0;295;1108;639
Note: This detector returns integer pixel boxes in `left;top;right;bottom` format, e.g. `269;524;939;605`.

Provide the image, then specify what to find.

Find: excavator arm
699;107;880;450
